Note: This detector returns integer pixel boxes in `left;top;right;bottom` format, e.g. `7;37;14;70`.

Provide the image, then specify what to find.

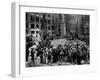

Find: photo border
11;2;97;78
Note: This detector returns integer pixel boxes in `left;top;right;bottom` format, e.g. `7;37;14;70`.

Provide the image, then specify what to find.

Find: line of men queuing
26;40;90;65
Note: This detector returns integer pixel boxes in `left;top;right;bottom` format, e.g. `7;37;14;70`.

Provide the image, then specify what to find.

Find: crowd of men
26;39;90;66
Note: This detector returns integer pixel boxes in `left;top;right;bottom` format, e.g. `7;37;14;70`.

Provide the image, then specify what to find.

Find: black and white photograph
25;12;90;67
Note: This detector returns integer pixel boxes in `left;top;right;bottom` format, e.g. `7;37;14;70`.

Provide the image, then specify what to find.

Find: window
31;31;35;34
48;20;51;24
31;15;34;22
48;26;50;30
36;24;39;28
36;17;39;22
31;24;35;29
36;31;39;34
52;25;55;30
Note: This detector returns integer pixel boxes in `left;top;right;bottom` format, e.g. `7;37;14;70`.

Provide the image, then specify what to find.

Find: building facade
26;12;89;43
